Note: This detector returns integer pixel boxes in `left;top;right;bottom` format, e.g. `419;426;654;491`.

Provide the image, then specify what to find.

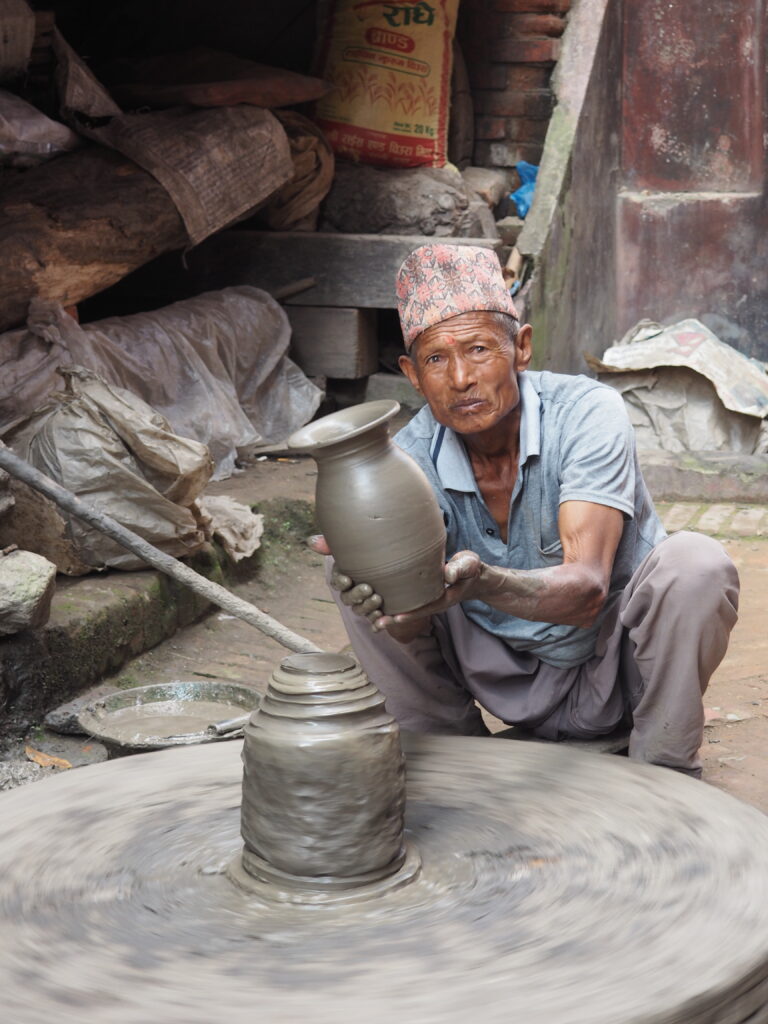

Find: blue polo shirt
394;370;666;668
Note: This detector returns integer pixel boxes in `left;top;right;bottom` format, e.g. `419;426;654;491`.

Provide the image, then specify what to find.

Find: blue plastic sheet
509;161;539;219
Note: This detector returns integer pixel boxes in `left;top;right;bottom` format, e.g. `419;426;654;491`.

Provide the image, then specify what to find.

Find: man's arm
381;500;624;632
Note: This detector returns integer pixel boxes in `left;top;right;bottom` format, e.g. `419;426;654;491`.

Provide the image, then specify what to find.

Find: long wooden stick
0;446;321;655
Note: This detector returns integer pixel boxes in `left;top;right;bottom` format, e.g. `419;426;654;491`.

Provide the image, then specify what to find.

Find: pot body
241;653;406;881
289;400;446;614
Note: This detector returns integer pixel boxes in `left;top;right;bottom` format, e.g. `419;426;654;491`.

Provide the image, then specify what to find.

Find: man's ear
515;324;533;372
398;353;422;394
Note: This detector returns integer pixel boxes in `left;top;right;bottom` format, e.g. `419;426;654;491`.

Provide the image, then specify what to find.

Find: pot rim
286;399;400;452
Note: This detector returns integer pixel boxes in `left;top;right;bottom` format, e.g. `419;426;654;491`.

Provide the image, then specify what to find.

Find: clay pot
288;399;446;614
240;652;406;886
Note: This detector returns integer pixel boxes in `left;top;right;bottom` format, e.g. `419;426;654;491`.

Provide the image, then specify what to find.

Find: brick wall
459;0;571;172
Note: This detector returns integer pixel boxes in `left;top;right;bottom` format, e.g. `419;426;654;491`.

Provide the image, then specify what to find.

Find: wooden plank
287;307;378;379
185;231;502;309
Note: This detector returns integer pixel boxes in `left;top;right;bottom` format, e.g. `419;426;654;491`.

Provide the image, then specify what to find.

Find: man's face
398;311;533;436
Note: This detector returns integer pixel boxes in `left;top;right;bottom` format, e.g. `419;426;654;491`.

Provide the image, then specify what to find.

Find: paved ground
44;450;764;814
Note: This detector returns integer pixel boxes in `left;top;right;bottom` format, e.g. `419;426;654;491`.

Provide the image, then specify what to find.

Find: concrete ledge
639;450;768;503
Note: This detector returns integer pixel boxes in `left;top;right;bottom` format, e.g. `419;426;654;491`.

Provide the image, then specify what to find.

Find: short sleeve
557;386;636;517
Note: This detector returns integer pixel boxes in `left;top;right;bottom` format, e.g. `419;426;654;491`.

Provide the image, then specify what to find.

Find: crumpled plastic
0;88;80;167
510;160;538;219
196;495;264;562
586;319;768;454
0;286;323;479
1;367;214;574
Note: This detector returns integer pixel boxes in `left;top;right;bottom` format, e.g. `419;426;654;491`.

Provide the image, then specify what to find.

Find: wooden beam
185;231;503;309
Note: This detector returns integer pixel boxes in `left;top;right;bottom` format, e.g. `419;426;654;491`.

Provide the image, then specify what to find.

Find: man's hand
309;533;382;620
374;550;483;632
308;534;429;642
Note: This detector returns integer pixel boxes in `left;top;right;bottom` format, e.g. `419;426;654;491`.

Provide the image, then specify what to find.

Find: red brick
468;64;509;90
493;0;570;12
490;37;560;63
502;116;550;144
506;65;552;90
474;89;554;119
500;12;566;36
475;116;508;140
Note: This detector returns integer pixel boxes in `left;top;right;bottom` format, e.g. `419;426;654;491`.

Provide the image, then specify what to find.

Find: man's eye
425;354;442;364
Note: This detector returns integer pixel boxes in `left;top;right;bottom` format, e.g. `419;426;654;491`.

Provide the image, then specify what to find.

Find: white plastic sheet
2;368;213;573
587;319;768;454
0;287;323;479
0;88;80;167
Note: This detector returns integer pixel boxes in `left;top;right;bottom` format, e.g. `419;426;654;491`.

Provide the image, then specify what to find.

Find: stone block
462;199;500;239
287;307;379;380
0;549;56;635
462;166;515;208
495;215;525;245
321;163;472;237
475;140;544;168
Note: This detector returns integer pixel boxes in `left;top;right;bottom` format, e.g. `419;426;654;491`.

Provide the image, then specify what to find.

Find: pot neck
309;421;392;463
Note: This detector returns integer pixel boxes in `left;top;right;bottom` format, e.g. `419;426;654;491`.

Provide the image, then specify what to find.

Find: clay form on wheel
288;400;446;614
240;652;409;891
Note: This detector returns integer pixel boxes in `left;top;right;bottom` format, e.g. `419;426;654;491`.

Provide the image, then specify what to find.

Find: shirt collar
429;372;541;493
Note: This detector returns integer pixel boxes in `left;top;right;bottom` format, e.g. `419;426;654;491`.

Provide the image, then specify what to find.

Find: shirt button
485;527;495;536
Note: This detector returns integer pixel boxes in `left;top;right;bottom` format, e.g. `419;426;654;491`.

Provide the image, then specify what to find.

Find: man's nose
449;354;475;389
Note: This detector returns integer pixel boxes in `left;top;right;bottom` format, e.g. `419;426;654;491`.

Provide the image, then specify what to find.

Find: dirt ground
70;453;768;815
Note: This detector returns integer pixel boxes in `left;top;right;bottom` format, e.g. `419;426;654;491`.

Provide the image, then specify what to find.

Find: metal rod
206;714;250;736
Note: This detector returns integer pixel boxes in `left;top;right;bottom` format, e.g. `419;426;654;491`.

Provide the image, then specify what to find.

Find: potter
313;243;740;777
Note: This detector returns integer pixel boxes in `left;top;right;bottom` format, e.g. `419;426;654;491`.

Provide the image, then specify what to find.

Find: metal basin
77;680;260;756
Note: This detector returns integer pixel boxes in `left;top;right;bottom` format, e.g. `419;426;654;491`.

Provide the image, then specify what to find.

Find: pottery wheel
2;735;768;1024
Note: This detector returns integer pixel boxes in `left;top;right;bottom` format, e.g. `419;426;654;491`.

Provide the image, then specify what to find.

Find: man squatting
312;244;740;777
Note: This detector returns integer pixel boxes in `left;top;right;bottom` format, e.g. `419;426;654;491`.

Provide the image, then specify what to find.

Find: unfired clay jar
240;652;407;887
288;399;446;614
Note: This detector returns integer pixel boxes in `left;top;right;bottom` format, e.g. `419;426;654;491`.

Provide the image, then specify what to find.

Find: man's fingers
340;582;373;607
308;534;332;556
330;567;352;592
444;550;481;585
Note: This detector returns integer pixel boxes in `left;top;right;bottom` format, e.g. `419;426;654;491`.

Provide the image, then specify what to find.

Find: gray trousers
329;532;740;775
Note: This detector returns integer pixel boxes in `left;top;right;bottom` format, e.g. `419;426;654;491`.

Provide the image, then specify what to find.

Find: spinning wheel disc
2;734;768;1023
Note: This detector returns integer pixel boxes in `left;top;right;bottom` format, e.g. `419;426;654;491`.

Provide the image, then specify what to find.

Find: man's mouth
451;397;486;411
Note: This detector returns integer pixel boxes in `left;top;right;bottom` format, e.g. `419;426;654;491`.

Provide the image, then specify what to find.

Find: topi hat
396;243;519;350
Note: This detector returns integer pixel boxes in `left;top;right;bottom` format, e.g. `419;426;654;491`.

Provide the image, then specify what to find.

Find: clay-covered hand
308;534;385;625
373;550;483;632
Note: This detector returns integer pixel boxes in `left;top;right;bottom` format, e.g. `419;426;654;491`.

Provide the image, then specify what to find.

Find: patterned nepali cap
396;243;519;349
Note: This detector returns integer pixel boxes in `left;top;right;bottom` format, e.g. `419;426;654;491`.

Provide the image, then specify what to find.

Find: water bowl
77;680;260;757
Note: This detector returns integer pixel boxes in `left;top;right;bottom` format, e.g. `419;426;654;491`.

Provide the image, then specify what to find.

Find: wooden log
287;307;378;380
185;230;503;309
0;144;187;333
